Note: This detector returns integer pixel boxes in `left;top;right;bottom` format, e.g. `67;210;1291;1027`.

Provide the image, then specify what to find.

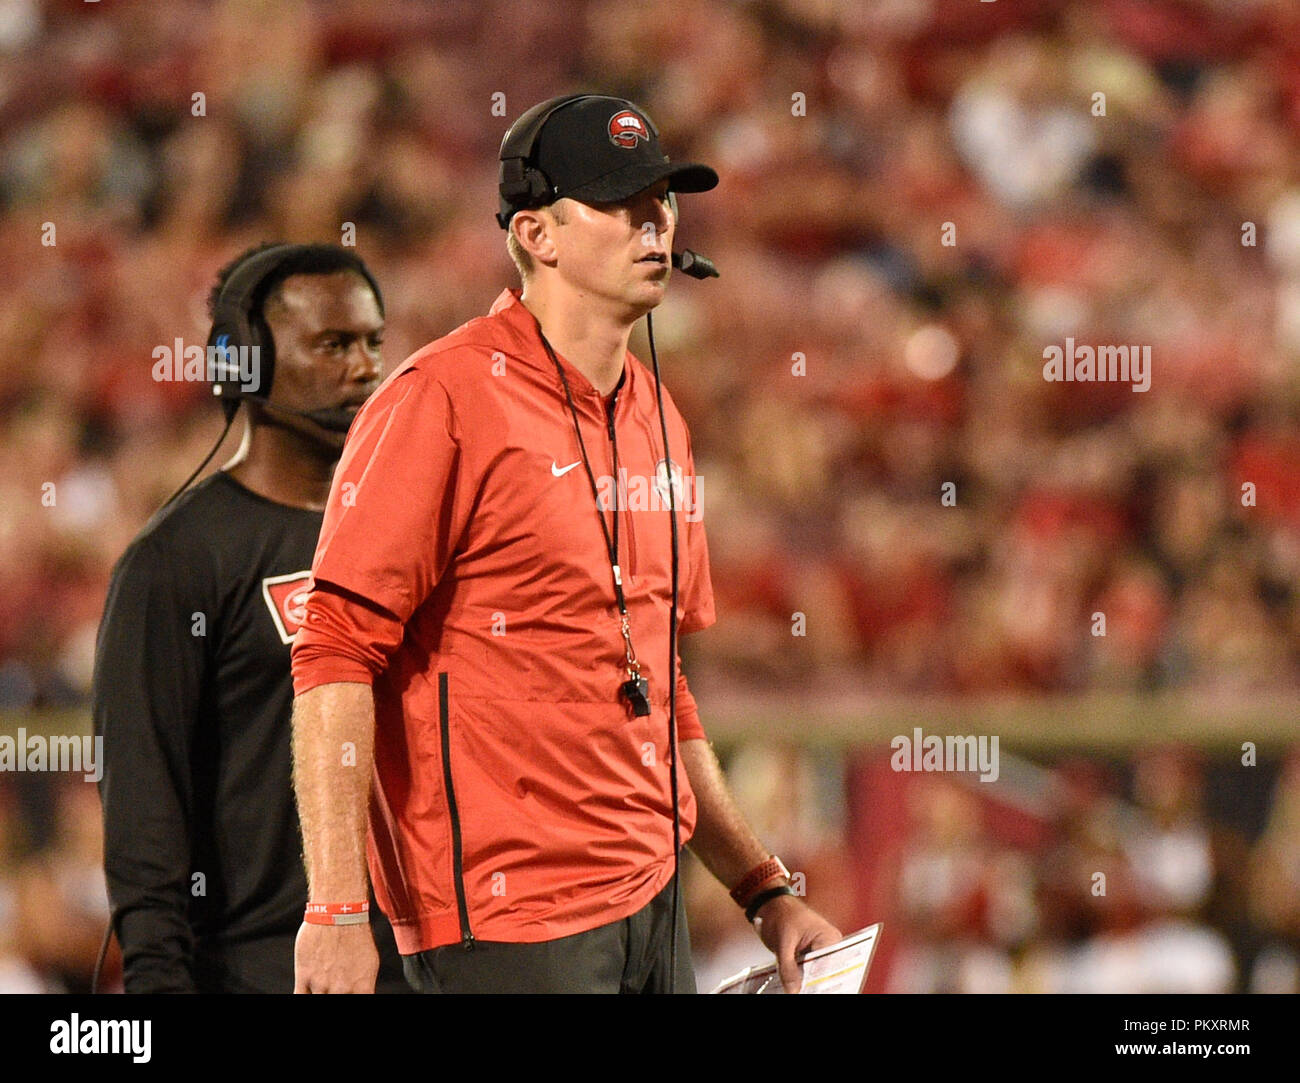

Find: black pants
401;876;695;994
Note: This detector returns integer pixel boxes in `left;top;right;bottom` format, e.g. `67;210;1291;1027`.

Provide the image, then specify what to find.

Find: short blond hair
506;199;569;282
507;231;533;280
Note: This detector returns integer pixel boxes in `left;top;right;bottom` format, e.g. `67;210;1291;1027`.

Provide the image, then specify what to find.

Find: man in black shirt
94;243;406;992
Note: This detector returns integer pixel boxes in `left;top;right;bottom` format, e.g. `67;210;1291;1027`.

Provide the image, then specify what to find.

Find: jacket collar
489;288;637;410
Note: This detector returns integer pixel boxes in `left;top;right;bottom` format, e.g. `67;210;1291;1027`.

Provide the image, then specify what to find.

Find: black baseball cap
497;94;718;228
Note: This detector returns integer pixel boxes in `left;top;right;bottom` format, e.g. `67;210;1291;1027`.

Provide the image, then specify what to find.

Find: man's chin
303;406;361;433
261;412;350;458
629;278;668;314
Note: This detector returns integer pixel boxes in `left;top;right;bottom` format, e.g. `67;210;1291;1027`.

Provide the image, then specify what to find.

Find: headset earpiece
496;93;659;229
206;244;296;415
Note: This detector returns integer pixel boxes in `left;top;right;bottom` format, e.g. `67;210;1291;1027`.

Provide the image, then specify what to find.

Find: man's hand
752;894;842;994
293;922;379;994
678;739;845;992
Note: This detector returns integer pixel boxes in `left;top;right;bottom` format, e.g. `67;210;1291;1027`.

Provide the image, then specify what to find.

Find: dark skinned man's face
259;271;385;454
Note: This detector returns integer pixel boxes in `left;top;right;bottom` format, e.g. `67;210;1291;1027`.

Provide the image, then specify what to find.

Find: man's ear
512;208;560;269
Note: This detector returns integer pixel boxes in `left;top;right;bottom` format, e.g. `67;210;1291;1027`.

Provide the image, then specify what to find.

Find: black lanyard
536;326;653;716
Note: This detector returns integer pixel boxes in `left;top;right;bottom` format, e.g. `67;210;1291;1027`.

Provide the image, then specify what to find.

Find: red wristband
304;901;370;926
729;856;791;909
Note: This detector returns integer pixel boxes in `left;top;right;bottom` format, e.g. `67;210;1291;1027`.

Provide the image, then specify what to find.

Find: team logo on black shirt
261;571;313;644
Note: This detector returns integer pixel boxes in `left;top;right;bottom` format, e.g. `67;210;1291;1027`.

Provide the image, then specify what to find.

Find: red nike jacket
291;289;716;955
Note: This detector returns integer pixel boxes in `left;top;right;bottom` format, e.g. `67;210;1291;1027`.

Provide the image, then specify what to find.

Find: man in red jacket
290;94;841;993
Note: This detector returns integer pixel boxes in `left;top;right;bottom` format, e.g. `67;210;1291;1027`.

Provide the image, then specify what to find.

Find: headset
206;244;385;418
499;95;719;991
496;93;602;228
496;94;719;280
152;245;386;513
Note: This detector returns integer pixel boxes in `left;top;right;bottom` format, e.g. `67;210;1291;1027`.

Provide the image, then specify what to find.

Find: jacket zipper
606;388;637;579
438;671;475;949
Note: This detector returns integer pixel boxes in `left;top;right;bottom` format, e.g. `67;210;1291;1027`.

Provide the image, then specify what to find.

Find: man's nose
348;340;383;382
654;192;674;232
641;199;673;243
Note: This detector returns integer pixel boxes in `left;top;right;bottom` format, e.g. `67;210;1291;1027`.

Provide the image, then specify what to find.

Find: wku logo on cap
262;570;312;644
608;110;649;148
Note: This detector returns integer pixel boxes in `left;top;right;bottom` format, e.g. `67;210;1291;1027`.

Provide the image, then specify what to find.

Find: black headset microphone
499;94;719;993
645;202;716;996
670;248;719;280
248;398;360;433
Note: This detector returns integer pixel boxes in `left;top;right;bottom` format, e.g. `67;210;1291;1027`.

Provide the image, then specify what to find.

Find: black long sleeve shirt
94;471;403;993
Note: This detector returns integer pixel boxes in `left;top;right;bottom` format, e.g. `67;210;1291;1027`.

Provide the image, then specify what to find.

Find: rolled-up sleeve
674;668;707;743
292;367;466;695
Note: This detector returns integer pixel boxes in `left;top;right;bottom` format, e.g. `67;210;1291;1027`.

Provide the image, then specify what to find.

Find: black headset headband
205;244;384;416
496;94;664;229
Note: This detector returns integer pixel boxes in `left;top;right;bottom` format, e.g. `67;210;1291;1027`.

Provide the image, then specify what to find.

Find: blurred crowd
2;0;1299;705
689;742;1300;994
0;0;1297;992
8;740;1299;994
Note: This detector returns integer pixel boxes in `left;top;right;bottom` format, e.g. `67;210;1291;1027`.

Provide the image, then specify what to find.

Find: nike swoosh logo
551;460;582;477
